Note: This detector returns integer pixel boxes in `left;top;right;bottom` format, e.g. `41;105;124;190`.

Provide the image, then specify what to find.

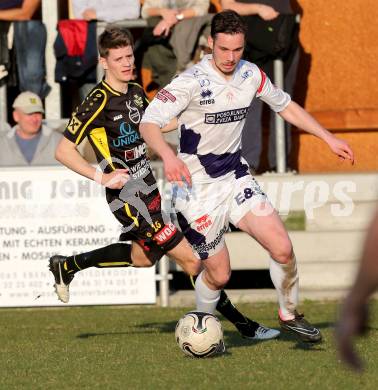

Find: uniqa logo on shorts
113;122;140;147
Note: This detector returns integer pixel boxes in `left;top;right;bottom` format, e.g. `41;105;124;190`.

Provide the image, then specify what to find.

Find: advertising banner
0;167;156;307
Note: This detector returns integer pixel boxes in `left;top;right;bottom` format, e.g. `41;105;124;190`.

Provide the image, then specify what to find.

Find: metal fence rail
151;161;172;307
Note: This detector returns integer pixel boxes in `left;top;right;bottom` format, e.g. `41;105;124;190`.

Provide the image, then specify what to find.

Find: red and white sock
269;255;299;321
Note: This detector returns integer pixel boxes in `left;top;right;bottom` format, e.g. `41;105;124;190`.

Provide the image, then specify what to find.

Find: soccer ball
175;311;225;358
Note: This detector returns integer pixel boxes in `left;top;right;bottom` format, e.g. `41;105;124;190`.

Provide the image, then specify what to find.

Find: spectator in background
0;21;11;88
0;121;11;133
141;0;209;37
220;0;278;20
67;1;140;100
0;0;50;98
0;91;61;166
221;0;299;173
139;0;210;93
72;0;140;22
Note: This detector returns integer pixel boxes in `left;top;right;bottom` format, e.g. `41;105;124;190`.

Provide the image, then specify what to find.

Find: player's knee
132;256;155;268
138;259;155;267
270;240;293;265
183;258;201;276
208;270;230;290
214;275;230;289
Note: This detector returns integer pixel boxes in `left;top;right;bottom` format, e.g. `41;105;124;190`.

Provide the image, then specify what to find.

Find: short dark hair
98;26;134;58
211;10;247;39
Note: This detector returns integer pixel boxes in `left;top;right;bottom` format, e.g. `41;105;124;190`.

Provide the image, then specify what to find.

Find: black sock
216;290;250;325
65;243;132;273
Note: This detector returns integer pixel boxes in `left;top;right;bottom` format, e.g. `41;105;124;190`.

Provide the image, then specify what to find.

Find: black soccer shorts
106;173;183;263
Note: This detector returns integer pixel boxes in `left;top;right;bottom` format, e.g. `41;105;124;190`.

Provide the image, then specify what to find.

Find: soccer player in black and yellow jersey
50;26;279;340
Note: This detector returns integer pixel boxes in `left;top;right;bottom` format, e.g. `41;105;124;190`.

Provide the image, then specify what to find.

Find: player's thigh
116;188;186;267
176;209;230;261
237;204;293;263
201;245;231;288
230;175;292;262
131;242;156;267
173;181;230;261
166;237;201;276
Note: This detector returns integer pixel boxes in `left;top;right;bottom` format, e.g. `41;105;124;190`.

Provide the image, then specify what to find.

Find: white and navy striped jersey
141;54;291;183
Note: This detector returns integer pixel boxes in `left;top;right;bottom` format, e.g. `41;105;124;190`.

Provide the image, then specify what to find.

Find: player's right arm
55;138;129;189
140;74;195;186
140;122;191;186
57;89;129;189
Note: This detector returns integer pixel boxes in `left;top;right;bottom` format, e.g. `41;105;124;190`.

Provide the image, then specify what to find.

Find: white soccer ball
175;311;225;358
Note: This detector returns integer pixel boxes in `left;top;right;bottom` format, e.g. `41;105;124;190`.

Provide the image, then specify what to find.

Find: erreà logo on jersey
124;143;146;161
154;222;177;245
195;214;212;232
200;89;215;105
200;89;212;99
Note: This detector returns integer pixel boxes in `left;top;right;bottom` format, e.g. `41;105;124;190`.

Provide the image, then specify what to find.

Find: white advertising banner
0;166;156;307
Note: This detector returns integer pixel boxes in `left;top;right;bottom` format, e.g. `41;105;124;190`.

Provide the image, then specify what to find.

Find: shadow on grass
77;331;149;339
181;350;233;359
77;320;340;351
224;330;326;351
76;320;177;339
272;320;334;351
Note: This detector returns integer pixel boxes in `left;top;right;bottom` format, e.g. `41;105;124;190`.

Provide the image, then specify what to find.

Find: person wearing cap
0;91;62;166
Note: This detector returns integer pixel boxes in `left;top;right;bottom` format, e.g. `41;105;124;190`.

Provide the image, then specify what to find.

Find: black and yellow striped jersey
64;80;149;174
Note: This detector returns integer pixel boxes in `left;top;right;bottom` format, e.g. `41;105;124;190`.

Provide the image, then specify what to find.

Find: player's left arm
279;101;355;164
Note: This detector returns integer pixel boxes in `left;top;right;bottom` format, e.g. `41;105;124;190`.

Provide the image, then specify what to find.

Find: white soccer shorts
172;173;268;259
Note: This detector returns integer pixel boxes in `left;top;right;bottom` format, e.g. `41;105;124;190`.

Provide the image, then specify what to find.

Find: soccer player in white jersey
140;10;354;342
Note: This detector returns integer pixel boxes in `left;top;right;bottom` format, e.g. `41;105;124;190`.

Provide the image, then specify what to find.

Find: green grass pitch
0;301;377;389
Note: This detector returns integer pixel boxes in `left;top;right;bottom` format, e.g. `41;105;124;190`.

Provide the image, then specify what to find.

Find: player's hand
327;136;355;164
336;299;368;372
257;5;279;20
163;155;191;187
101;169;130;189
